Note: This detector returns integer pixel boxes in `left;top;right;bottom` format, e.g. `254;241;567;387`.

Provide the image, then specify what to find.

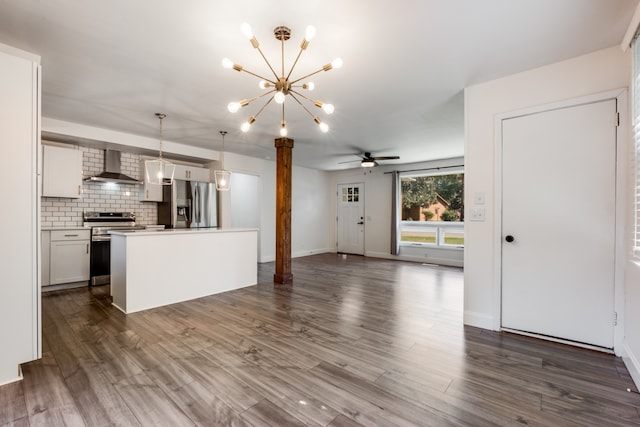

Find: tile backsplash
41;146;158;228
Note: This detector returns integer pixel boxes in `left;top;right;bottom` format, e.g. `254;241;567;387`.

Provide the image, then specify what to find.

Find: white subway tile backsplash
41;147;158;228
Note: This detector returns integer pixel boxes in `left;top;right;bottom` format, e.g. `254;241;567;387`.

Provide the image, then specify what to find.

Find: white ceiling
0;0;637;170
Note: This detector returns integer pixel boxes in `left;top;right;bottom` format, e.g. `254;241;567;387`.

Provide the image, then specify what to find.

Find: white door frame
492;88;627;354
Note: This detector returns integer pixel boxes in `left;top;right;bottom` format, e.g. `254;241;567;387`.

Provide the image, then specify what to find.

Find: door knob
505;235;515;243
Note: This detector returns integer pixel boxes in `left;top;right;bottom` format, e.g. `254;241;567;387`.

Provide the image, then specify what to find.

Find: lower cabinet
47;229;90;285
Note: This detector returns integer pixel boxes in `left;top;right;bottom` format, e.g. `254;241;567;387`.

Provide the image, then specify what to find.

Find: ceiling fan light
361;160;376;168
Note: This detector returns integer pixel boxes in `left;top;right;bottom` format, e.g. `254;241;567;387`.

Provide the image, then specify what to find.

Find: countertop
109;227;258;237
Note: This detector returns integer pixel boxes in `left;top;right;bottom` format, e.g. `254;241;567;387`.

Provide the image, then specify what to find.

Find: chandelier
223;23;342;136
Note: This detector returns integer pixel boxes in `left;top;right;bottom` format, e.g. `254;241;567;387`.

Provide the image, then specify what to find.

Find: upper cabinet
42;144;83;198
173;164;211;182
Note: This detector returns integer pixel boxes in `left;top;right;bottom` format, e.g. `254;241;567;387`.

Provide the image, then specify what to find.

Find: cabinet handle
86;243;89;254
146;190;149;199
64;234;79;237
78;185;82;195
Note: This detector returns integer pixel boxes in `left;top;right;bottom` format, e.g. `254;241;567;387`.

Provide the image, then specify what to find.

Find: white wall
464;46;634;362
328;157;465;266
222;151;334;263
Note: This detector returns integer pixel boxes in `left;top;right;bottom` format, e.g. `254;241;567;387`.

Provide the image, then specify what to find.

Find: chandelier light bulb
331;58;343;69
274;91;286;104
305;25;317;41
303;82;315;91
227;102;241;113
322;103;334;114
241;121;251;132
240;22;253;39
222;58;234;69
319;122;329;133
259;80;270;89
280;124;288;137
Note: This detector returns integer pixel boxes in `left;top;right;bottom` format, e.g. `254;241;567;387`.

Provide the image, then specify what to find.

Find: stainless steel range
83;212;144;286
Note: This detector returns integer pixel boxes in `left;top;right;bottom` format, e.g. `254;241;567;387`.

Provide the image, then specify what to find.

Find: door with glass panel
337;183;364;255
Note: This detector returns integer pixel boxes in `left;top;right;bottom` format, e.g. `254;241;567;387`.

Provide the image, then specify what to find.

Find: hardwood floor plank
2;253;639;426
0;380;28;425
113;372;195;426
241;398;309;427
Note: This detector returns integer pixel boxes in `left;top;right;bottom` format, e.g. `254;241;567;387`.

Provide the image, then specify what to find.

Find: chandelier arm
288;92;317;120
246;89;277;105
252;95;276;121
255;46;280;80
289;89;322;106
286;47;306;81
239;67;276;83
290;67;326;85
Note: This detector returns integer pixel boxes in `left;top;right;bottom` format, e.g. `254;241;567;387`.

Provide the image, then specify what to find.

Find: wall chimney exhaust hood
84;149;142;184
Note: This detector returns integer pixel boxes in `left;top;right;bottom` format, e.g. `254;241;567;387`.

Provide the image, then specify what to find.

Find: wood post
274;137;294;284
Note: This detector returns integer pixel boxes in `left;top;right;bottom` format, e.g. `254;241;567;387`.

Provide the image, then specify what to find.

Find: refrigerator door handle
194;185;200;224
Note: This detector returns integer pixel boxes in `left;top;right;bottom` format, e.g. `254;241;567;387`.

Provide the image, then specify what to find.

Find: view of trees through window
401;173;464;221
400;173;464;246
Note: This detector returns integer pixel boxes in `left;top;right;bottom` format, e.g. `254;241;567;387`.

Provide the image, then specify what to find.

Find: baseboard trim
623;342;640;390
464;310;495;330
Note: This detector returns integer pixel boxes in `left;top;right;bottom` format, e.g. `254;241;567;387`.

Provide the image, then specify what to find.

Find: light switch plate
470;207;486;221
474;192;485;205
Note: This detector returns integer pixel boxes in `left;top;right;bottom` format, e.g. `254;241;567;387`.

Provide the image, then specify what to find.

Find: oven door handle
92;236;111;242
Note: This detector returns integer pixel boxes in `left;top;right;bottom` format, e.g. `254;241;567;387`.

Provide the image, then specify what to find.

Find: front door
501;99;617;349
337;183;365;255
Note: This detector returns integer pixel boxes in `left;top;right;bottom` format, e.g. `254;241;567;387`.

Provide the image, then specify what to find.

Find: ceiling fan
340;152;400;168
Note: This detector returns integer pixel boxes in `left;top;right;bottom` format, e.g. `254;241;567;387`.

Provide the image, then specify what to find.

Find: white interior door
501;99;617;349
337;183;364;255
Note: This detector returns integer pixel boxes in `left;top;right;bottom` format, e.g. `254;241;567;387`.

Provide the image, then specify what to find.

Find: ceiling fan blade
372;156;400;161
338;159;362;164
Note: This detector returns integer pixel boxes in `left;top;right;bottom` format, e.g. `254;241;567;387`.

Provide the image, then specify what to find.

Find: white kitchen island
110;228;258;314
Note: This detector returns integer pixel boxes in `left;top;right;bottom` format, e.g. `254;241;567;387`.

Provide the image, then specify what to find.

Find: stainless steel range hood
84;149;142;184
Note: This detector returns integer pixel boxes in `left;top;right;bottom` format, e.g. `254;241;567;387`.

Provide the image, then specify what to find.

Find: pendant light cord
219;130;227;168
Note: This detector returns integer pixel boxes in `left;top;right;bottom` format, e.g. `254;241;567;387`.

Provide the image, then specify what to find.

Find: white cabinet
139;160;163;202
173;164;211;182
42;144;83;198
0;43;40;383
49;229;90;285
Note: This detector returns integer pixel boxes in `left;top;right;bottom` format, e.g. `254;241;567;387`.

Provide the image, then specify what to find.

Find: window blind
633;35;640;254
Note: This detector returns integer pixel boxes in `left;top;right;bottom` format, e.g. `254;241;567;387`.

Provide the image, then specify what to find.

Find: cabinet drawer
51;229;90;241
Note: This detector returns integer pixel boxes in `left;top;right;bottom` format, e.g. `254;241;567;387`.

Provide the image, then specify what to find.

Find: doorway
337;183;364;255
500;98;618;349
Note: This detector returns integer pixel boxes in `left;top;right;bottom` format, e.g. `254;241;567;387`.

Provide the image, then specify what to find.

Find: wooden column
274;137;294;284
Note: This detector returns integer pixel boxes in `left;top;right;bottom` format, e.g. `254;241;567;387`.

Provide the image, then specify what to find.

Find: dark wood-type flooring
1;253;639;426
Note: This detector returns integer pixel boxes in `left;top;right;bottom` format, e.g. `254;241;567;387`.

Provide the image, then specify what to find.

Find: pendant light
214;130;231;191
145;113;175;185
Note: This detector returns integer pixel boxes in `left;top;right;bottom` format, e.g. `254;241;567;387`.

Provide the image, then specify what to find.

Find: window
399;171;464;247
633;36;640;254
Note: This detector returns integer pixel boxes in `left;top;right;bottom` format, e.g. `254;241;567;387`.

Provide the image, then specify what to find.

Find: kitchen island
110;228;257;314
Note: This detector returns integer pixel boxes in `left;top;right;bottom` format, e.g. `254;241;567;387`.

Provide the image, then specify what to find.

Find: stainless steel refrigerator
158;179;218;228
